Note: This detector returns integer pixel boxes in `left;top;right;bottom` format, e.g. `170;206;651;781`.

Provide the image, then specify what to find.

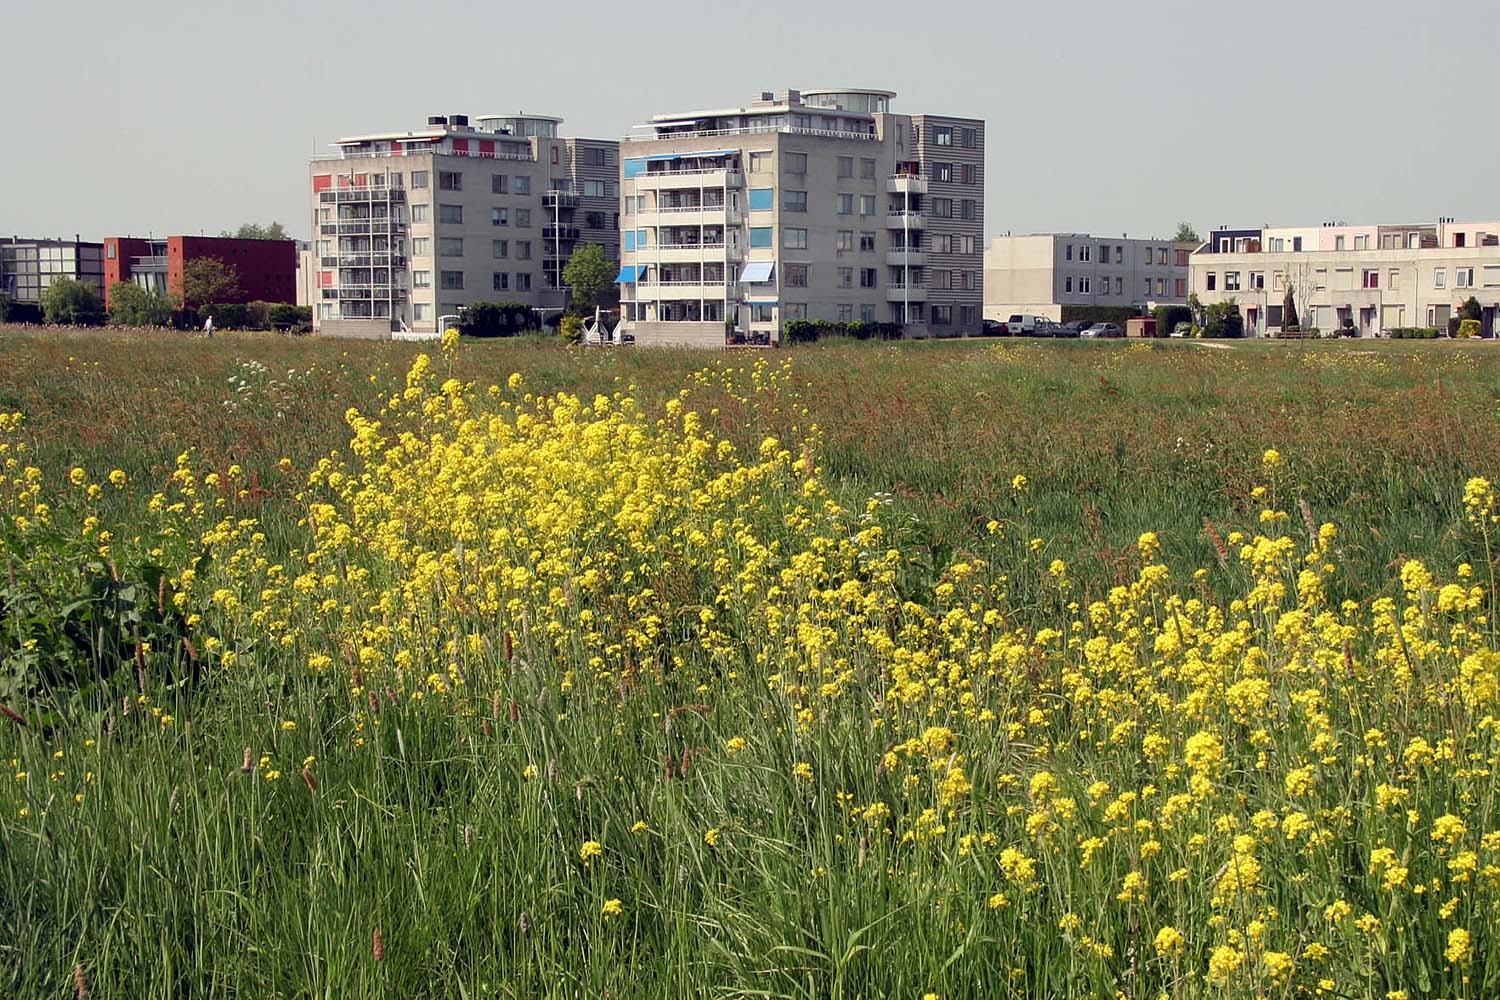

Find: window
516;273;532;291
749;188;774;211
1361;269;1379;289
1079;276;1092;294
837;156;854;178
516;209;531;227
1457;267;1474;288
931;305;953;325
934;126;952;146
750;151;770;173
623;231;636;251
492;272;509;291
784;228;808;249
1156;278;1166;295
1175;279;1186;297
836;230;853;252
513;176;530;195
439;204;463;224
1114;277;1123;295
749;227;773;248
958;164;978;185
1079;244;1091;263
960;128;977;148
413;303;431;321
838;267;853;288
412;237;431;256
581;146;611;166
860;157;877;179
1066;244;1073;262
584;211;606;229
860;268;877;288
1065;276;1073;294
411;204;429;223
934;162;953;182
1250;272;1264;290
1434;269;1447;288
1335;236;1346;251
492;174;508;194
960;199;976;220
1157;248;1169;265
836;193;854;215
516;241;532;259
1224;271;1240;291
837;304;853;322
492;240;508;258
783;151;807;173
932;198;953;218
412;270;431;288
1269;238;1284;252
785;263;808;287
859;231;877;252
411;171;429;189
862;304;877;322
583;180;606;198
858;195;875;216
438;171;462;191
440;270;464;290
1389;269;1402;289
751;303;776;323
1314;269;1327;290
1354;235;1368;250
1206;273;1216;291
784;190;808;212
1099;246;1110;265
492;207;508;226
1293;237;1303;252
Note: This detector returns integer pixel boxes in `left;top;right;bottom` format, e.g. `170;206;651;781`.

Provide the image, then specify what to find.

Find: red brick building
103;236;295;307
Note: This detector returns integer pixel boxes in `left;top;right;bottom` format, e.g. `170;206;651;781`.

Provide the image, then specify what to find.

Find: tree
1186;292;1204;327
1461;296;1483;322
222;222;289;241
562;244;614;313
1282;283;1299;331
1203;298;1244;339
1173;222;1201;244
108;282;174;327
179;257;241;309
39;278;105;325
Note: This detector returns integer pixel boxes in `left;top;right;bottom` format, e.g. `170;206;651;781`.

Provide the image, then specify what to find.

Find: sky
5;0;1497;244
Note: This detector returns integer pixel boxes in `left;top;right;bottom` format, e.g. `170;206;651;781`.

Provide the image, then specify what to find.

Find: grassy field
2;327;1499;998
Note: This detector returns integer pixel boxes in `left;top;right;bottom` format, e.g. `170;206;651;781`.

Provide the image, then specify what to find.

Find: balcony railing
312;148;534;162
885;212;925;228
542;192;579;209
130;256;167;270
623;123;878;143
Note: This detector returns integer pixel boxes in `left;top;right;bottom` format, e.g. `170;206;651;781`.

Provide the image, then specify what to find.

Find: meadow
2;327;1499;998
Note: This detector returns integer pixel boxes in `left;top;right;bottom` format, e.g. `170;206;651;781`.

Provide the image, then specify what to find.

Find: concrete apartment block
616;88;984;348
983;234;1192;323
1192;219;1500;337
0;236;104;305
308;113;619;339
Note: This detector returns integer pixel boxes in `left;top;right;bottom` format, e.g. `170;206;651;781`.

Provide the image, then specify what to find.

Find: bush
203;303;251;330
460;301;538;337
108;283;174;327
40;278;106;326
269;303;312;333
1062;305;1139;327
559;314;583;345
1153;305;1193;338
1461;296;1483;322
1457;319;1482;340
2;300;44;324
782;319;902;344
1202;301;1244;339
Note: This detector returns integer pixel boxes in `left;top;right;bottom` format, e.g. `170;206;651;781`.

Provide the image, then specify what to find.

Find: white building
983;234;1192;323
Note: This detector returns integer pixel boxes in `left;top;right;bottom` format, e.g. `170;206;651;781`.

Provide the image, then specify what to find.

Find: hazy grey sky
5;0;1496;244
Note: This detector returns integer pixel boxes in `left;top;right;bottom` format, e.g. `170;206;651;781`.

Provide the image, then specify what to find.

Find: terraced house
307;113;619;339
615;88;984;347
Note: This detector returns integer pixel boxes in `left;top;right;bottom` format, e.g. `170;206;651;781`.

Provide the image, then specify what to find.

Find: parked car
1170;323;1192;338
1059;321;1090;337
1007;313;1052;336
980;318;1007;336
1082;323;1124;338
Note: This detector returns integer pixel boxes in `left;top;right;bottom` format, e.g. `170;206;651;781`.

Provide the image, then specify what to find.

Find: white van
1007;314;1053;336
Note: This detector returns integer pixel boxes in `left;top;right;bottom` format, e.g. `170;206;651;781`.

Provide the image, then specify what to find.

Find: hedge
1387;327;1441;340
783;319;904;343
1060;305;1139;327
1153;305;1193;337
1457;319;1483;339
202;301;312;332
459;301;539;337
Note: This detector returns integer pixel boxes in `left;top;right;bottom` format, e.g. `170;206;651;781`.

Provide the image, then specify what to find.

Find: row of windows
1204;266;1497;292
412;270;537;292
406;169;614;199
1064;275;1184;297
1066;243;1185;267
931;125;979;149
410;238;534;258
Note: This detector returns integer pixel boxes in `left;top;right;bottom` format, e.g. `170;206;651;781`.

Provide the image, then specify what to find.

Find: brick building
103;236;296;307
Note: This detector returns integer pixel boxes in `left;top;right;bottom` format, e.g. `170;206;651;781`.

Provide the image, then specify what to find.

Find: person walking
203;314;214;339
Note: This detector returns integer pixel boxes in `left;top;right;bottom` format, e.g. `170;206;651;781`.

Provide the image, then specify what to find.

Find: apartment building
0;236;104;304
308;112;619;338
983;234;1192;322
615;88;984;347
103;235;296;307
1192;219;1500;337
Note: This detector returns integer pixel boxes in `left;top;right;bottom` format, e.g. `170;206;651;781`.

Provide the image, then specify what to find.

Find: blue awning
645;150;737;161
614;265;645;283
738;261;775;283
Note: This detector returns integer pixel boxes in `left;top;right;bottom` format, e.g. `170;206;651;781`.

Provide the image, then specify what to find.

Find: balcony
636;280;731;299
886;249;926;267
632;169;743;190
886;286;928;302
542;191;579;209
542;224;580;241
129;255;168;271
885;211;925;229
887;174;928;195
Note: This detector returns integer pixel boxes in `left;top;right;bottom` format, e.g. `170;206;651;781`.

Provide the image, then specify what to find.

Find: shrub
203;303;251;330
559;314;583;345
40;278;106;326
1457;319;1482;340
1154;305;1193;338
2;300;45;324
269;303;312;333
108;283;174;327
1461;296;1483;322
1202;301;1244;339
460;301;537;337
1062;305;1138;327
